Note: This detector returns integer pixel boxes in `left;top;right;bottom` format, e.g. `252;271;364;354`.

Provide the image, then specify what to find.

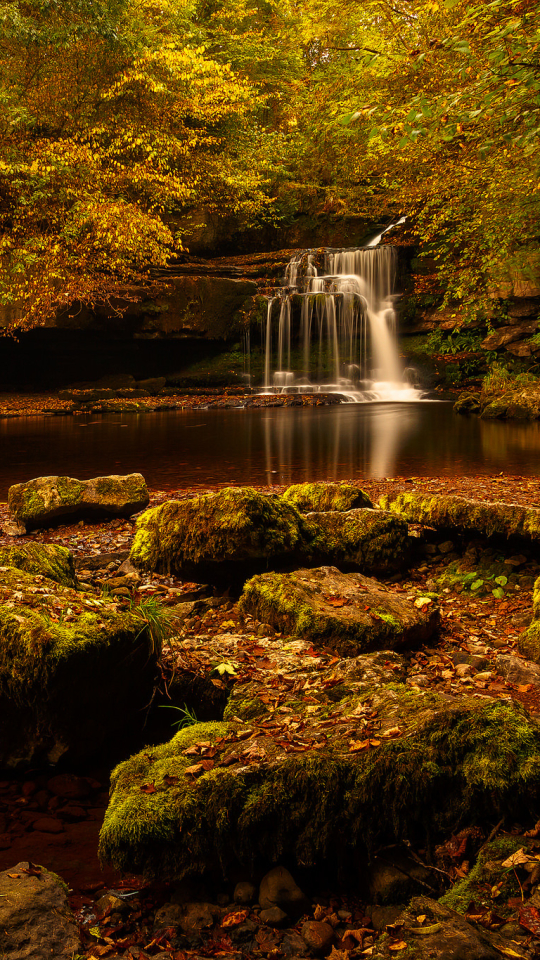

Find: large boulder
380;491;540;541
129;487;318;579
129;488;408;580
0;861;80;960
282;482;373;512
0;542;76;587
238;566;438;656
518;575;540;663
7;473;149;533
0;565;157;766
99;691;540;881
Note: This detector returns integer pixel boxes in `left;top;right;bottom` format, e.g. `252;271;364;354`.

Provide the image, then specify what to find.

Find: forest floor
1;475;540;958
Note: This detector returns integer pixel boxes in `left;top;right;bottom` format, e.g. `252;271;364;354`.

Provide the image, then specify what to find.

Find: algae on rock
282;482;373;513
308;510;409;574
8;473;149;531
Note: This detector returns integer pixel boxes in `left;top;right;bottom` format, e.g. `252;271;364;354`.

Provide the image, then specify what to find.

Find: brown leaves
348;738;380;752
185;759;214;778
140;782;156;794
221;910;249;928
322;594;351;608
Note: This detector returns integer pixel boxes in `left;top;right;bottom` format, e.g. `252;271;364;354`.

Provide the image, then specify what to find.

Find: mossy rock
238;566;439;656
0;566;158;767
380;492;540;541
8;473;149;532
480;400;510;419
99;696;540;881
130;487;316;578
282;483;373;512
308;510;409;574
0;543;76;587
440;836;526;916
130;488;405;581
518;575;540;662
453;394;481;415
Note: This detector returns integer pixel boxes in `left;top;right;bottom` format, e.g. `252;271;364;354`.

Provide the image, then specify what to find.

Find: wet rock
260;906;288;926
371;895;525;960
239;566;439;657
8;473;149;532
96;892;133;916
282;482;373;512
0;861;80;959
0;566;158;767
301;920;334;954
259;866;310;918
234;881;257;904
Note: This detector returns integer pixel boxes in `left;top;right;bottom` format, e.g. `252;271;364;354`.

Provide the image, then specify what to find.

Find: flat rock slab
371;895;527;959
130;487;408;581
99;689;540;881
0;861;80;959
380;491;540;541
7;473;149;533
0;565;156;767
239;566;439;656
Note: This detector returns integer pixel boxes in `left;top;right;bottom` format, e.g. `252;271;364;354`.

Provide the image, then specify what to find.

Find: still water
1;402;540;499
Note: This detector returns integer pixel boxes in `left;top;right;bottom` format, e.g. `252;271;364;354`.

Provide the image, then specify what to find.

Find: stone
178;901;216;935
136;377;167;394
260;906;288;926
47;774;92;799
367;904;404;931
0;543;76;587
481;322;538;351
0;565;158;767
496;654;540;686
371;895;517;960
96;892;133;916
307;510;409;575
300;921;334;954
0;861;80;959
437;540;454;554
368;849;433;904
98;687;539;883
239;566;439;657
153;901;185;929
31;817;63;833
380;491;540;542
259;866;310;918
234;881;257;904
8;473;149;532
282;482;373;512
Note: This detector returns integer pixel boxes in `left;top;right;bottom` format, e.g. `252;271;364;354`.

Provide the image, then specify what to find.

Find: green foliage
129;596;172;655
159;702;198;729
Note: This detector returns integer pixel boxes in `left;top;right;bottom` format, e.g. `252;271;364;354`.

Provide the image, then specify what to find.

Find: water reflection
2;403;540;499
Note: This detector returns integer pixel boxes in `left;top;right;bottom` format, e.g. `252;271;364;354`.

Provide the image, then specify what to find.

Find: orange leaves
348;738;381;753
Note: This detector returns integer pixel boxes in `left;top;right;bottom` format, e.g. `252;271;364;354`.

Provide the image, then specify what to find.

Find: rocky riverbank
2;476;540;959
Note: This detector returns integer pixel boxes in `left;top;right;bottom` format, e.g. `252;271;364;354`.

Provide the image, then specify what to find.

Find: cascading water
261;225;423;402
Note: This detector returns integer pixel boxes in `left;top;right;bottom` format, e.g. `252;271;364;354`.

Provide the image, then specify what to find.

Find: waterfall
261;232;422;402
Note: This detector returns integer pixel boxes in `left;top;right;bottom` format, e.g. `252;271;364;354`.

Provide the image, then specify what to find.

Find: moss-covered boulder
282;482;373;512
0;565;157;766
99;693;540;881
380;491;540;541
8;473;149;532
0;543;76;587
130;487;317;578
309;510;409;573
238;566;438;656
130;488;406;580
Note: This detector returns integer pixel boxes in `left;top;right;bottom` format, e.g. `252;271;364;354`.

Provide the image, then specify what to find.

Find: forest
0;0;538;333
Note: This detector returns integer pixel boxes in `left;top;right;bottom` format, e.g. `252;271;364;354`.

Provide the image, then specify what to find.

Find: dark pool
1;401;540;499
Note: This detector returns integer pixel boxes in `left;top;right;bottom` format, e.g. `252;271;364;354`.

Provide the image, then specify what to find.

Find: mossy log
238;566;438;656
282;482;373;513
99;694;540;881
380;491;540;541
0;565;157;766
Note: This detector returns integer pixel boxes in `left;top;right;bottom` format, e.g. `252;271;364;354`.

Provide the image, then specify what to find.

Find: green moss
130;487;316;576
0;543;76;587
99;699;540;881
440;837;524;914
380;492;540;541
56;477;85;505
282;483;373;513
308;509;409;574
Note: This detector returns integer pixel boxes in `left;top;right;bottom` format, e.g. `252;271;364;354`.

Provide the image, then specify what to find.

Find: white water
261;224;423;403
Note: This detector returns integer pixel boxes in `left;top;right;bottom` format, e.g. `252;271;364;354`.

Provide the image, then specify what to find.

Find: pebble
301;920;334;954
